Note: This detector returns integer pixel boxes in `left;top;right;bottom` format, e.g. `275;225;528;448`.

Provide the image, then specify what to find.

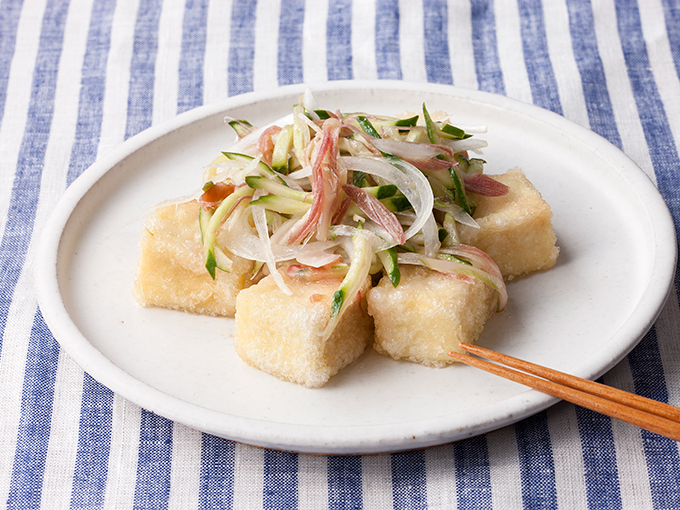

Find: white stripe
494;0;532;103
98;0;140;158
486;426;523;508
603;361;655;510
167;425;202;510
639;0;680;159
424;444;457;509
351;0;377;80
398;0;426;82
0;0;47;248
231;444;265;510
591;0;657;183
541;0;591;129
450;0;476;90
361;454;393;508
153;0;184;124
655;289;680;407
297;454;329;510
37;0;96;504
546;403;589;509
253;0;280;91
102;396;142;509
204;0;231;104
302;0;328;83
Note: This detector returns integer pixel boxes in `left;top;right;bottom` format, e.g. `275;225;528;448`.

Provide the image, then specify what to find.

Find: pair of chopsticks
449;343;680;442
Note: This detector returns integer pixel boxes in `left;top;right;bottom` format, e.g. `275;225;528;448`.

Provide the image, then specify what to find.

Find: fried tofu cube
459;168;558;280
367;265;496;367
133;201;253;317
234;274;373;388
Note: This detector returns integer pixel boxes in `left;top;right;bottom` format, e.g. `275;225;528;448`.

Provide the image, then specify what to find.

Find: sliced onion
252;204;291;295
442;138;488;153
339;156;435;244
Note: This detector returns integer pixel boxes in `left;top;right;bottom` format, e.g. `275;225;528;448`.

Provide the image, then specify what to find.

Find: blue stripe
392;450;427;509
132;411;174;510
661;0;680;82
515;413;557;509
263;450;298;509
178;0;208;114
228;0;256;96
66;0;116;185
423;0;452;85
198;435;236;510
517;0;562;114
125;0;162;139
0;0;23;125
454;436;492;509
469;0;505;94
0;0;68;356
6;311;60;509
565;0;623;147
628;329;680;509
326;0;352;80
375;0;401;80
69;375;115;510
327;456;362;509
575;400;622;510
278;0;304;86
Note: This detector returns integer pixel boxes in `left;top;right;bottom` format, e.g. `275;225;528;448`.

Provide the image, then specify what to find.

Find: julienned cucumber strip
271;125;293;174
227;119;253;138
377;247;400;287
449;166;472;215
222;152;286;184
330;230;372;318
203;186;253;279
355;116;381;138
245;175;311;202
249;194;311;215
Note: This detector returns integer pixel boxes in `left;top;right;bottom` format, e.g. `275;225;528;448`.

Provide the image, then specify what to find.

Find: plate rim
35;80;677;454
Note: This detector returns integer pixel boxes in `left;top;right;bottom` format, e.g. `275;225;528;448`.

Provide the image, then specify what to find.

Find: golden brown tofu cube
133;201;254;317
459;168;558;280
234;274;373;388
367;265;496;367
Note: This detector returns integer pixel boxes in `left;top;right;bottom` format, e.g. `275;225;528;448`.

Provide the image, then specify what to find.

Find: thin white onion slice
252;205;291;295
339;156;435;244
226;113;294;153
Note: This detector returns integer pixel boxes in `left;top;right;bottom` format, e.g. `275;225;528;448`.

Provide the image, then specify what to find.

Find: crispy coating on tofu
459;168;558;280
132;201;254;317
367;265;496;367
234;274;373;388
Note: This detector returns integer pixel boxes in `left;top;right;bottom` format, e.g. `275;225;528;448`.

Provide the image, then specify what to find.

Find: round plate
35;81;676;454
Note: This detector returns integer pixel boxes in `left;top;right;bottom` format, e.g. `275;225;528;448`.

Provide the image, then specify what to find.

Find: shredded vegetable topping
197;91;509;336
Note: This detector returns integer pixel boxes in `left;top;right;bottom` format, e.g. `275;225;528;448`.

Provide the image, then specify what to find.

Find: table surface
2;0;680;508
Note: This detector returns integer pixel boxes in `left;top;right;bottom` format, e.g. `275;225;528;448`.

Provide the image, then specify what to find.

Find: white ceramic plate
36;81;676;454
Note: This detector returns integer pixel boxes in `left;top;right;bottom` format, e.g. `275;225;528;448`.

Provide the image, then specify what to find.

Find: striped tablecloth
2;0;680;508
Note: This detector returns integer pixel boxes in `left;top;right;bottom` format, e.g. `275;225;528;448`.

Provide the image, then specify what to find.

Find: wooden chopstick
448;343;680;442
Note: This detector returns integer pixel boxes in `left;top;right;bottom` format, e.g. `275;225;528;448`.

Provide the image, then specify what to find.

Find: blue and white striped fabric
1;0;679;508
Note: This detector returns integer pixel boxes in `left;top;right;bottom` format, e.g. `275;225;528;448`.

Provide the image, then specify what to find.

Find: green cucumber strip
227;119;253;138
355;115;381;138
381;194;412;213
440;123;471;140
422;104;438;144
203;186;252;279
438;228;448;242
330;229;372;318
364;184;398;199
314;109;331;119
245;175;310;202
202;181;214;191
442;212;459;246
449;166;472;215
377;247;400;287
352;171;369;187
222;152;285;183
393;115;419;127
248;194;311;215
271;124;293;174
199;207;212;244
437;252;472;266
